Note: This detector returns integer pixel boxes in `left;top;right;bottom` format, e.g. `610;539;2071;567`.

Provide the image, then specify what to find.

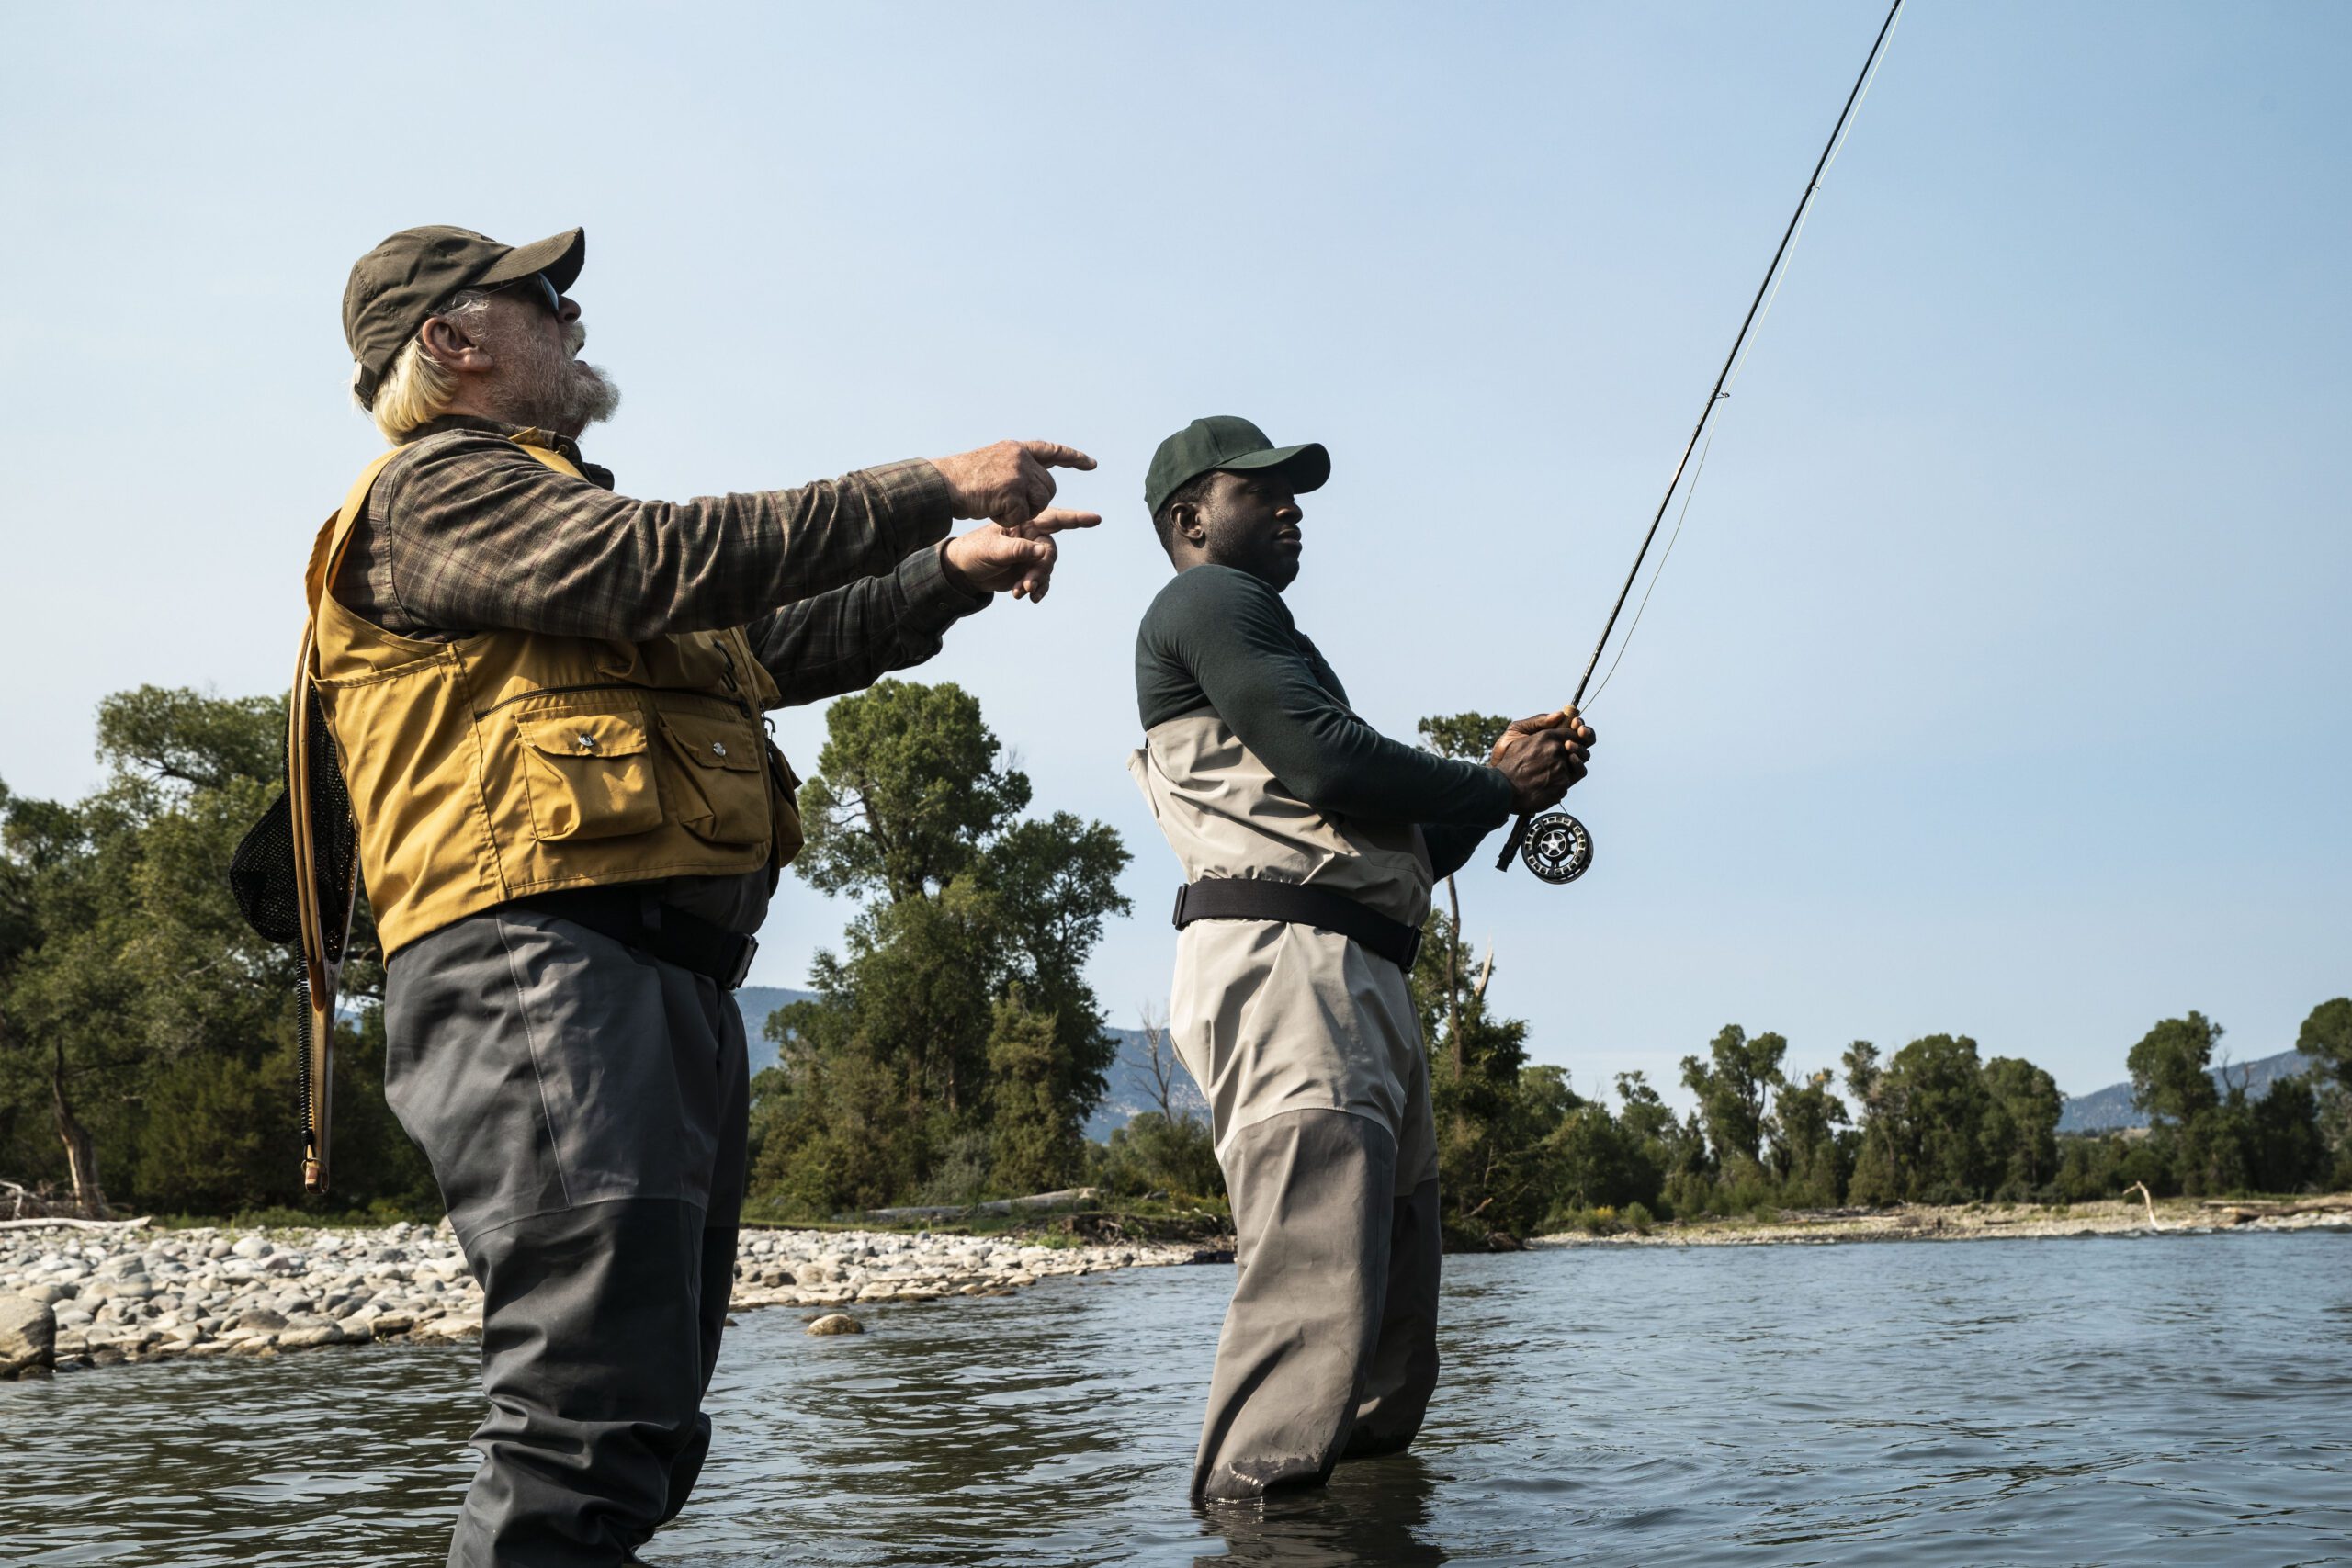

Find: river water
4;1232;2347;1566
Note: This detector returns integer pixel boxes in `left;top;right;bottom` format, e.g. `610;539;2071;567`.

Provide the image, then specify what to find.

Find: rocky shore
0;1221;1194;1379
1535;1195;2352;1248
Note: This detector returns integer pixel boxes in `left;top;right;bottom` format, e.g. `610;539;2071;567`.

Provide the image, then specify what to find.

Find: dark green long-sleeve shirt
1135;565;1512;879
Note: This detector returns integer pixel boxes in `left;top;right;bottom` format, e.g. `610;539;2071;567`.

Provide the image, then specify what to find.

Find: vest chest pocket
657;710;768;846
515;710;662;842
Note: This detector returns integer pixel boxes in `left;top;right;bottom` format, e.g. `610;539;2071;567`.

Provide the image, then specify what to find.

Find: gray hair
353;288;492;444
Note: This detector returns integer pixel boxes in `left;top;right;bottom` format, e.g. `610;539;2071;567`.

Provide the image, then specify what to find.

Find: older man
1129;416;1594;1501
322;224;1096;1564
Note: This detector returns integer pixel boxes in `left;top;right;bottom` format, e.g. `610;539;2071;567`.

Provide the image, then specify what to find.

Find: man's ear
418;313;495;376
1167;500;1205;546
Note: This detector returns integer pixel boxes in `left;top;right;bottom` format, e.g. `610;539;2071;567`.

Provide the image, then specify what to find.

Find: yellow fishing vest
301;436;804;956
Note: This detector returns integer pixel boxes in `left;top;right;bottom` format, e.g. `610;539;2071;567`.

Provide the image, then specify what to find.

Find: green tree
2127;1011;2232;1194
1846;1035;1996;1204
2245;1074;2327;1192
1546;1089;1659;1214
984;990;1086;1195
2128;1011;2224;1125
1766;1068;1850;1207
794;680;1031;902
1613;1070;1705;1212
1680;1025;1785;1171
1;687;424;1217
749;681;1129;1214
1405;911;1570;1242
1979;1055;2062;1199
2297;997;2352;1090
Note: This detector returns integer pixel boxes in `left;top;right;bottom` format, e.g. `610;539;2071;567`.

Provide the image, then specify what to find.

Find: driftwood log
2199;1197;2352;1224
2;1179;150;1231
862;1188;1105;1224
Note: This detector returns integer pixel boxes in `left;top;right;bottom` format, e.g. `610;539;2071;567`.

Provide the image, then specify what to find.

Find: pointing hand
929;439;1097;531
943;507;1101;603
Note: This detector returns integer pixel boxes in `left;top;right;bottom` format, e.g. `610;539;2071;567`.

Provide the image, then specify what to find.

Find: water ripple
3;1233;2348;1564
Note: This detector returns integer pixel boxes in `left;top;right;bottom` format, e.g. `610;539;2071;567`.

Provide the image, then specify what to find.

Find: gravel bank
0;1221;1194;1377
1535;1196;2352;1248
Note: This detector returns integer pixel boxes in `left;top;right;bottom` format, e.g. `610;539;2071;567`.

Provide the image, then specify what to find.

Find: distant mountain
733;987;817;1076
731;988;1204;1136
2059;1048;2315;1134
1086;1024;1209;1140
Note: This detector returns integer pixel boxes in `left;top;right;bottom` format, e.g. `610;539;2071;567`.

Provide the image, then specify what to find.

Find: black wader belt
511;887;758;990
1171;877;1423;972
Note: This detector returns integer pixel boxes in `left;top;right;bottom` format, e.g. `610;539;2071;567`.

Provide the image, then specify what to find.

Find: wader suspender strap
1172;878;1424;973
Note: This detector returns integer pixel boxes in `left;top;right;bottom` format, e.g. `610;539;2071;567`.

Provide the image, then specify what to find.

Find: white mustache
565;321;587;357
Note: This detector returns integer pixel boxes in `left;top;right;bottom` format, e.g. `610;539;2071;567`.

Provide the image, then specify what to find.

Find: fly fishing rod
1501;0;1905;885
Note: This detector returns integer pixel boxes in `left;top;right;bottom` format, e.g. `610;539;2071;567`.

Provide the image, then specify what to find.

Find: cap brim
1217;441;1330;494
480;227;585;293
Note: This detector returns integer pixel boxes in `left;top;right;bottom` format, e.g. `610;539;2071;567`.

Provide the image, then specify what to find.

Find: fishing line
1581;6;1902;716
1583;433;1711;710
1501;0;1907;885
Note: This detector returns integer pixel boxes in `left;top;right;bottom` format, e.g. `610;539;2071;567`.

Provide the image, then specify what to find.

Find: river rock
0;1219;1195;1375
277;1316;344;1349
2;1293;57;1378
806;1313;864;1336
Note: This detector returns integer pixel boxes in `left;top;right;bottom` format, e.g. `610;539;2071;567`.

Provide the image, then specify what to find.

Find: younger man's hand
1489;705;1597;815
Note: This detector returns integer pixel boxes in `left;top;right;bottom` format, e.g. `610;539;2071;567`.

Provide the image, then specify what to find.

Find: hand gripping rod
1498;0;1905;874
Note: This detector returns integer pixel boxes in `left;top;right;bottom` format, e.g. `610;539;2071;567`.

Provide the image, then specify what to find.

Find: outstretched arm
351;434;1094;642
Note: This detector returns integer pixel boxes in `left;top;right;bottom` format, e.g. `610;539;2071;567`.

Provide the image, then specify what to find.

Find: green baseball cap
343;224;585;406
1144;415;1330;516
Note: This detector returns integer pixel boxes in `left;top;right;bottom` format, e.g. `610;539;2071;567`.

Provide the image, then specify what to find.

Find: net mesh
227;691;357;953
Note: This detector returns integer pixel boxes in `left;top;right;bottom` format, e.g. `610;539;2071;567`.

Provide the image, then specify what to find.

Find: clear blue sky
3;2;2345;1101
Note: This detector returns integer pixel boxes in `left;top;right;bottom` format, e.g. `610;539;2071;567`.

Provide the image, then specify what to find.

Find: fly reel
1520;812;1592;885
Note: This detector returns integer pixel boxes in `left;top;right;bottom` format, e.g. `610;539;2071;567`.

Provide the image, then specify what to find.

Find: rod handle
1496;811;1532;872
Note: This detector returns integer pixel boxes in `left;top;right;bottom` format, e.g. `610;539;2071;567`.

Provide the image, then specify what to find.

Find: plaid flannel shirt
330;415;988;706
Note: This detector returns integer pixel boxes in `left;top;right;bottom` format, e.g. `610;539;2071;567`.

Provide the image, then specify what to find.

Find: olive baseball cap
343;224;585;405
1144;415;1330;516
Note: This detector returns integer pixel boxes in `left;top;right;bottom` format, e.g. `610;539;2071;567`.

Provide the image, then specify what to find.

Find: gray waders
1131;716;1445;1502
383;906;748;1566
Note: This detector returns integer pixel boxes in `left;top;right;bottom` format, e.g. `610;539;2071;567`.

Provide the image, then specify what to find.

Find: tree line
4;685;2345;1240
1411;1000;2352;1243
1405;713;2352;1243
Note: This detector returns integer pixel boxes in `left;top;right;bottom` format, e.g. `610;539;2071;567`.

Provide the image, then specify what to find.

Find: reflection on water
4;1233;2349;1565
1198;1455;1448;1567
